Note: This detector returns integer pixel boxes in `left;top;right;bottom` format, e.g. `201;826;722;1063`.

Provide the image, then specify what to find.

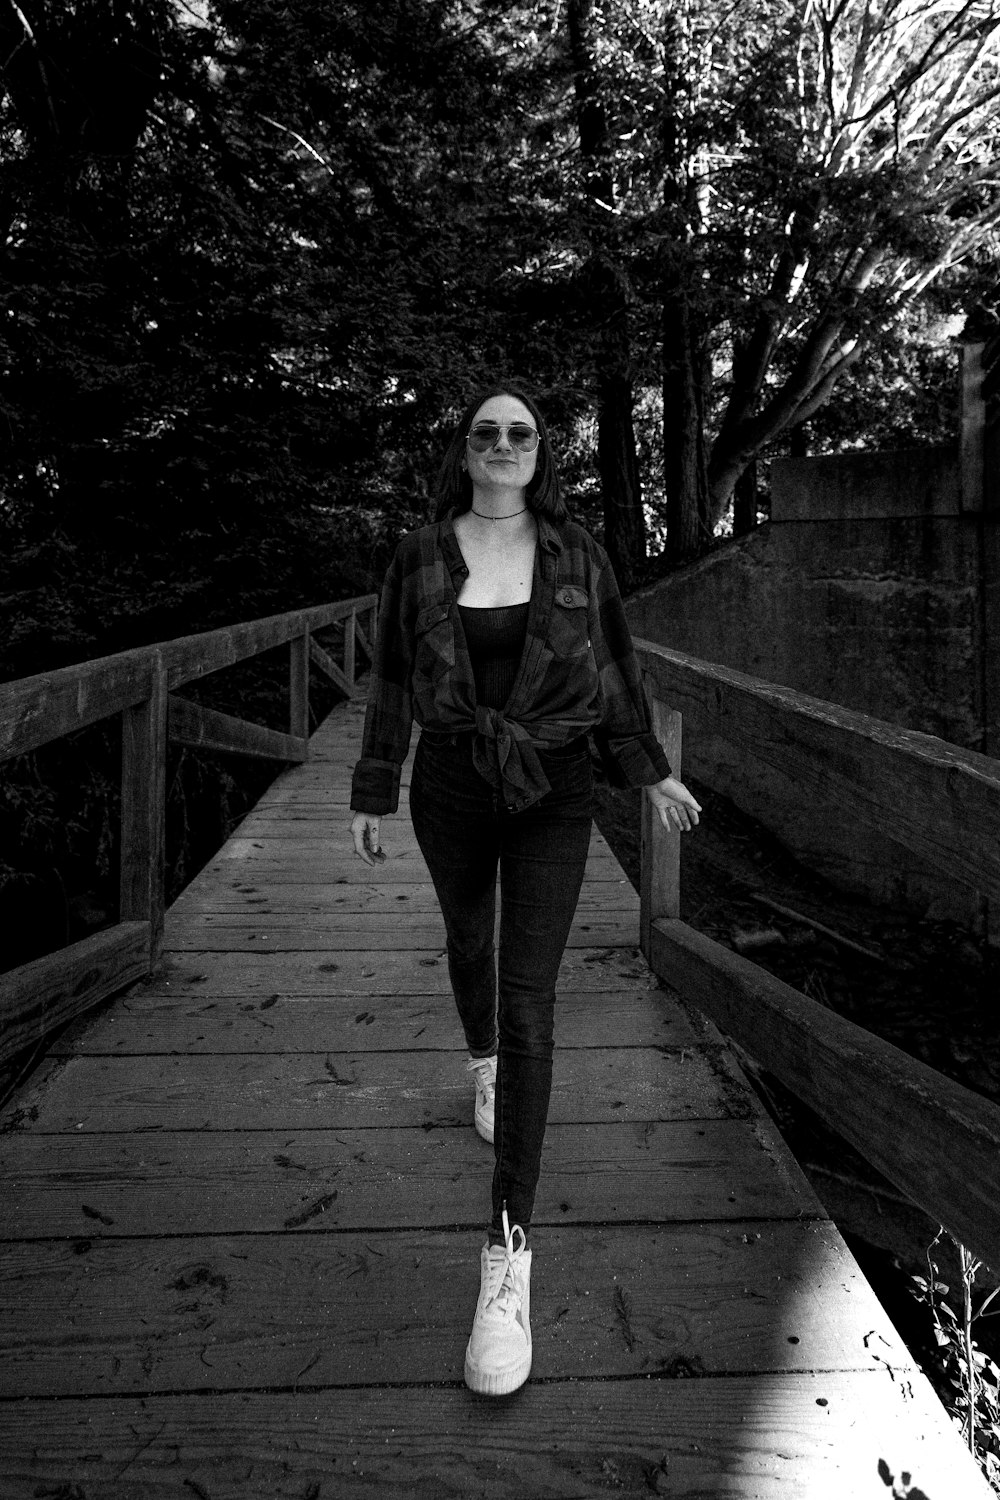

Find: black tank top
457;602;530;710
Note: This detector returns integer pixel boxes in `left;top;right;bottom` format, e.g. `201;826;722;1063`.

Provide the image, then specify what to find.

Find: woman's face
464;394;539;495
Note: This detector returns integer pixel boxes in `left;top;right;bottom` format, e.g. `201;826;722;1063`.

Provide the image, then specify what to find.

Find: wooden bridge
2;601;999;1497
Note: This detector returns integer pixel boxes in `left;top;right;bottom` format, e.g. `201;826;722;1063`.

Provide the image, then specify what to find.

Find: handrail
636;640;1000;1273
637;640;1000;913
1;595;376;762
0;593;377;1067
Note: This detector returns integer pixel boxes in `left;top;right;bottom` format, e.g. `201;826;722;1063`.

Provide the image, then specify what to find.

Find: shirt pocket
549;585;591;658
414;599;456;679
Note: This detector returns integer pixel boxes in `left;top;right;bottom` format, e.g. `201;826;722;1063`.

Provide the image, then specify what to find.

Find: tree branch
4;0;60;140
258;113;335;176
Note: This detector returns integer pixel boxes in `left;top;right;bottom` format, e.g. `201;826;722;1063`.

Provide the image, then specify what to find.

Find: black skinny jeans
409;730;594;1241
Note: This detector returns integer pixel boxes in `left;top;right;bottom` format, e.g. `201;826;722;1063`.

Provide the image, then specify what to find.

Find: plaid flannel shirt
350;512;671;815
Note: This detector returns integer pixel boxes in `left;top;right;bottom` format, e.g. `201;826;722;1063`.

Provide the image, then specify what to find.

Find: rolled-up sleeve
350;547;415;815
589;557;672;788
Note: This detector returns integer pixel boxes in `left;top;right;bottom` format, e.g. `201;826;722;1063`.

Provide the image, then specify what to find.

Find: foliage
910;1232;1000;1490
3;0;997;647
0;0;538;679
522;0;1000;556
1;0;998;973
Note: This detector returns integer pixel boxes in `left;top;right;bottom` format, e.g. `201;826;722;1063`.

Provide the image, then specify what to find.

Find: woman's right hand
351;811;386;866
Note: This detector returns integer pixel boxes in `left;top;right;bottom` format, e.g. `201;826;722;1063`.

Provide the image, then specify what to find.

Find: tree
0;0;538;674
516;0;1000;564
664;0;1000;537
566;0;648;588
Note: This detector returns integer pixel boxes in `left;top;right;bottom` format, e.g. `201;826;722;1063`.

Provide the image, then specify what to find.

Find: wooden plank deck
0;697;991;1498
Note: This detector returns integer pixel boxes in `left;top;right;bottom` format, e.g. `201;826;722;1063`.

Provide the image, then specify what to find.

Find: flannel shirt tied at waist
467;704;593;812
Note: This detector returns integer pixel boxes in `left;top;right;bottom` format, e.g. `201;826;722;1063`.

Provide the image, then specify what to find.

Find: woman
350;384;701;1397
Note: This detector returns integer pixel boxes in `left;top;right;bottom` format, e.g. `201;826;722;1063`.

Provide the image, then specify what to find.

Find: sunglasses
466;421;540;454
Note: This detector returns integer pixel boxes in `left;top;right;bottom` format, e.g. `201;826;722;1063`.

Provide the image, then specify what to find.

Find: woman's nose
493;430;513;450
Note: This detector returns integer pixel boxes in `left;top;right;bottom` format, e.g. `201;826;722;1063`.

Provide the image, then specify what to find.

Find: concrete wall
628;445;984;750
626;441;994;928
981;338;1000;758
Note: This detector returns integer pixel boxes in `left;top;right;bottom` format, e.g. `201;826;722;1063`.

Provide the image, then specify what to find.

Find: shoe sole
474;1110;494;1144
464;1345;531;1395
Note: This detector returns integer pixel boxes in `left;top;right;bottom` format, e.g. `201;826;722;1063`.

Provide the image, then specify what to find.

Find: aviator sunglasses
466;421;540;454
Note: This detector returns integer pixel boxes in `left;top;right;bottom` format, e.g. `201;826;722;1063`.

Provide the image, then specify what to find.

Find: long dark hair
433;383;566;521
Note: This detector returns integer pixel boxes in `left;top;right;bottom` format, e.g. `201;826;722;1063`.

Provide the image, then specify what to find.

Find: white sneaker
467;1054;496;1143
464;1208;532;1396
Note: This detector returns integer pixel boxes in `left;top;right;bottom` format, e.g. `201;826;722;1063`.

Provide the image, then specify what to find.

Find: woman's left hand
645;776;702;833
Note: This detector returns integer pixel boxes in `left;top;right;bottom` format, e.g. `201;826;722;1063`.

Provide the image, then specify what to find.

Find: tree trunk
566;0;646;588
660;13;708;569
595;293;645;591
597;297;645;590
662;283;708;566
733;459;757;536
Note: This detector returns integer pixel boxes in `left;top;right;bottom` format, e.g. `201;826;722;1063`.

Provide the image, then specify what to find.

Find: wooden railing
637;638;1000;1273
0;594;377;1067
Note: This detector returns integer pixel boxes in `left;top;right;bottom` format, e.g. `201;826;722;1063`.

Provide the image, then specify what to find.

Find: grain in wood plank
208;826;616;849
8;1047;734;1133
256;768;407;790
198;854;628;889
167;879;639;916
203;836;623;869
52;988;696;1055
149;945;656;996
0;1119;820;1239
0;1222;915;1398
162;916;639;950
2;1369;990;1499
239;798;618;825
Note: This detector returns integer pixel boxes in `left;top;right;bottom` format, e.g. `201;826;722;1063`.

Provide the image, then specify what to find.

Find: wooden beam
354;616;373;663
0;923;150;1067
639;687;682;956
120;661;167;963
160;595;373;695
0;594;377;762
289;633;310;744
343;610;356;689
308;637;353;698
635;642;1000;909
1;654;158;765
647;916;1000;1270
168;696;306;763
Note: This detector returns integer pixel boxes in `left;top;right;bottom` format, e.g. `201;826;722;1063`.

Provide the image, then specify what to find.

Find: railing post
290;629;310;745
640;682;682;961
344;609;357;690
120;654;167;966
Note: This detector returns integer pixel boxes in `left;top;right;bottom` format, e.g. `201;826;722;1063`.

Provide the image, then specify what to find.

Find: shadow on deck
0;698;990;1497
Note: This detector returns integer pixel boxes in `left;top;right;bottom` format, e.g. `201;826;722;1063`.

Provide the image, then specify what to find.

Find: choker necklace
471;506;528;522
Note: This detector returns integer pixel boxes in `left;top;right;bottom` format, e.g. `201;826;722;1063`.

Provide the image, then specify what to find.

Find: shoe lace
482;1208;527;1322
468;1056;496;1101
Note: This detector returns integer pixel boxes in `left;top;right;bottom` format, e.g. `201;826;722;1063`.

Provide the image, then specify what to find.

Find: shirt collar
438;510;563;575
438;514;468;585
536;512;563;554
